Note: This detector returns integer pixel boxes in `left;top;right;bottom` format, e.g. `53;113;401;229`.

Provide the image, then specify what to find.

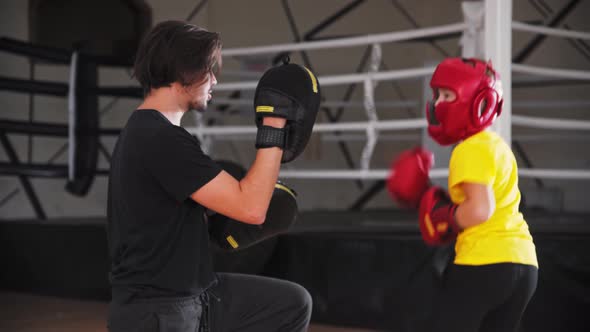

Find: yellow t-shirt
448;130;538;267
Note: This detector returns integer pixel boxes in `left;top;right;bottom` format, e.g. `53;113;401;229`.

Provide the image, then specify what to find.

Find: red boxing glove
386;147;434;209
418;187;460;246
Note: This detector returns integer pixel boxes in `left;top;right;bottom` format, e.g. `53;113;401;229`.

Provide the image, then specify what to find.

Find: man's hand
262;117;286;128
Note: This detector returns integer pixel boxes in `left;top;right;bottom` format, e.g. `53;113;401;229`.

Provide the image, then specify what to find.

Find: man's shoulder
128;109;169;127
126;110;182;139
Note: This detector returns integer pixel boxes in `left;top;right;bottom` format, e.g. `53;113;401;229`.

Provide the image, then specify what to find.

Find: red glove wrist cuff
419;187;460;246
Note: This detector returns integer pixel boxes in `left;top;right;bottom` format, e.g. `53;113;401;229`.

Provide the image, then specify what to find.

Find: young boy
387;58;538;332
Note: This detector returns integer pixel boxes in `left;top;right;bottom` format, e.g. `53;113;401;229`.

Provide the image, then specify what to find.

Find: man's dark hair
133;20;222;95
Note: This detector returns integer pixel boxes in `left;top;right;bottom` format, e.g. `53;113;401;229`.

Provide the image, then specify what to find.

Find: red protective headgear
426;58;503;145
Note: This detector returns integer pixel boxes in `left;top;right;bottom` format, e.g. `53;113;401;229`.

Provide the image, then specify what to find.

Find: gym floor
0;291;378;332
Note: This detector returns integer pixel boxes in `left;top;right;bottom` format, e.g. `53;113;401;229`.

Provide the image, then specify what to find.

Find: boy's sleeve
448;141;496;196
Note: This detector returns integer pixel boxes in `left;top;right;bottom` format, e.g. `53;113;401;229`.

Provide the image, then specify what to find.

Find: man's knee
284;281;313;322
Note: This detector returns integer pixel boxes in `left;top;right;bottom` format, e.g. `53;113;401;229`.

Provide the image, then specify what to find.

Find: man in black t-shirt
107;20;313;332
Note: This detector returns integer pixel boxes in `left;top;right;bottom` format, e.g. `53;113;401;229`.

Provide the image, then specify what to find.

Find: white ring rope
211;98;590;110
512;21;590;41
216;65;589;93
215;66;435;91
188;115;590;137
318;132;590;143
513;100;590;109
185;119;426;136
512;115;590;130
512;64;590;81
221;23;468;57
277;169;590;180
518;169;590;179
211;98;420;109
207;132;590;143
210;98;590;110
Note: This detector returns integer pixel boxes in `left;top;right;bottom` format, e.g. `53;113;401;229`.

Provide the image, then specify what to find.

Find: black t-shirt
107;109;222;303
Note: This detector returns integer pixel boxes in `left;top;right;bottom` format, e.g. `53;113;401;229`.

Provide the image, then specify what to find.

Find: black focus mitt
207;160;298;251
208;181;298;251
254;58;321;163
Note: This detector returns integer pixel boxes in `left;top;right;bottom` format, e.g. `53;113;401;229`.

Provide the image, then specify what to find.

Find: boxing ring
195;12;590;331
1;1;590;332
0;1;588;213
186;4;590;182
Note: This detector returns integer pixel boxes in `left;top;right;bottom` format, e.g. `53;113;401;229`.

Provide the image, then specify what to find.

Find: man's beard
189;99;207;113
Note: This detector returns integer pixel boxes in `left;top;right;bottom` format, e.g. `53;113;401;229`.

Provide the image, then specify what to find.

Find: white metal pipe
485;0;513;145
67;51;78;182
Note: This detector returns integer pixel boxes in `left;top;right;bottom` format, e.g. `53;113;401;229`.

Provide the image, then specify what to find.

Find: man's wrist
262;117;286;128
255;126;286;150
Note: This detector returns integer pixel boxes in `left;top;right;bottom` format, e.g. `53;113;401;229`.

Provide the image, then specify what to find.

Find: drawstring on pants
199;289;220;332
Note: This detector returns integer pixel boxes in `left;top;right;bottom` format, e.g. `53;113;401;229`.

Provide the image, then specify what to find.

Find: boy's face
434;88;456;106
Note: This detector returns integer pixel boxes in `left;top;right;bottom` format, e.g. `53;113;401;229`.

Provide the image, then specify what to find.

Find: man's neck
138;87;187;126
